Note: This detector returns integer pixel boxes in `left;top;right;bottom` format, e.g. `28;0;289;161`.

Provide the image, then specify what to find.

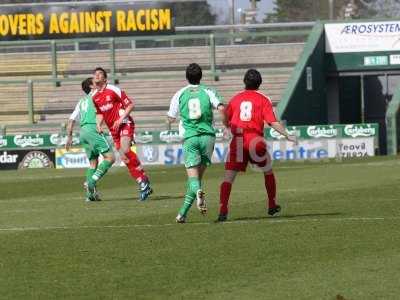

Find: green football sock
90;160;113;184
179;177;201;217
86;168;96;184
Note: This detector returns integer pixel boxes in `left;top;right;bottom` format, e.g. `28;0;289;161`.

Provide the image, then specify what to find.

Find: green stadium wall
277;22;327;125
278;19;400;154
325;51;400;71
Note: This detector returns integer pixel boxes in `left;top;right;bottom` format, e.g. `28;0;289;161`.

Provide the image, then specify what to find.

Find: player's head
186;63;202;85
93;67;107;85
81;77;93;95
244;69;262;90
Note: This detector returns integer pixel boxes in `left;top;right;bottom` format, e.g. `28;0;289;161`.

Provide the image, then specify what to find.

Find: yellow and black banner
0;2;175;41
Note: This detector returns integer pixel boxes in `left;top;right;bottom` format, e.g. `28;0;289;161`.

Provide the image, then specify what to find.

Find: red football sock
264;172;277;208
125;150;148;183
219;182;232;215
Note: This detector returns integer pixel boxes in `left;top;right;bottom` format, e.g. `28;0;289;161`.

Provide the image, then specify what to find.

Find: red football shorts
225;133;272;172
111;123;134;150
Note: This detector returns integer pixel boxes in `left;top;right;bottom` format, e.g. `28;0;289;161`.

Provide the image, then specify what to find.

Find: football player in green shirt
66;78;115;202
167;63;225;223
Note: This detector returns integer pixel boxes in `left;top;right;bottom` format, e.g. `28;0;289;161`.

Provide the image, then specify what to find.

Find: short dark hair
186;63;202;85
244;69;262;90
94;67;107;78
81;77;93;95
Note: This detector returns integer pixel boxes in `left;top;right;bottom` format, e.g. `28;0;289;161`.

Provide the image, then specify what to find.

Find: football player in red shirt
218;69;297;221
92;67;152;201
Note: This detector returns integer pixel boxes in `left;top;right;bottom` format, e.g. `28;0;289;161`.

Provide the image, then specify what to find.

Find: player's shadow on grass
111;195;183;202
233;212;342;222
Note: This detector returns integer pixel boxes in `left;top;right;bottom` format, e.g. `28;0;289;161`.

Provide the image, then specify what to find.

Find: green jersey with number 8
167;84;223;140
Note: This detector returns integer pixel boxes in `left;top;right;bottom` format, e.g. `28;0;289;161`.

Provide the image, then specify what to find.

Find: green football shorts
80;126;112;161
183;134;216;168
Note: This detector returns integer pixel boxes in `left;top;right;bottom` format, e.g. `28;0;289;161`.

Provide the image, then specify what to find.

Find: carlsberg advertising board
0;123;378;169
0;124;378;149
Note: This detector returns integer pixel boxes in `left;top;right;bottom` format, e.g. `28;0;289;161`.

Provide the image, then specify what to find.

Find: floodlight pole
229;0;235;45
329;0;334;19
229;0;235;25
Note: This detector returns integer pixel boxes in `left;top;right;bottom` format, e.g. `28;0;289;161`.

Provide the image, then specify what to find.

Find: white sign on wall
325;21;400;53
136;139;376;166
390;54;400;65
334;138;374;158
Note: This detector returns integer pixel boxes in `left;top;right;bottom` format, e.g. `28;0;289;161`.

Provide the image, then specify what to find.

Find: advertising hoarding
0;2;174;41
0;149;55;170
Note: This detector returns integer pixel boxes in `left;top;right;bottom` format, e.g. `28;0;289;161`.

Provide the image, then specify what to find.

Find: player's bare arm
96;114;104;133
217;104;230;138
218;104;229;128
270;121;297;144
65;119;75;151
112;102;134;131
167;90;180;124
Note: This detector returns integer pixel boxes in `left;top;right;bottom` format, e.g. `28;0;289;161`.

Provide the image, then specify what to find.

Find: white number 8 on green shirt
188;98;202;119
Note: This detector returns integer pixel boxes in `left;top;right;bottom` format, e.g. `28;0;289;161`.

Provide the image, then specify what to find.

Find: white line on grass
0;216;398;233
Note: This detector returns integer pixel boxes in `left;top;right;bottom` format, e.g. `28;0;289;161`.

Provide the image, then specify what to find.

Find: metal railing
0;22;314;130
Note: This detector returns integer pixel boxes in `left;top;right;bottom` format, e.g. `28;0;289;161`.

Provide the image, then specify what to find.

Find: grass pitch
0;156;400;299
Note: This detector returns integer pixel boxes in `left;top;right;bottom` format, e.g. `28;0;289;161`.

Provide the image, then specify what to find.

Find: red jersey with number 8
225;90;277;136
92;84;134;130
